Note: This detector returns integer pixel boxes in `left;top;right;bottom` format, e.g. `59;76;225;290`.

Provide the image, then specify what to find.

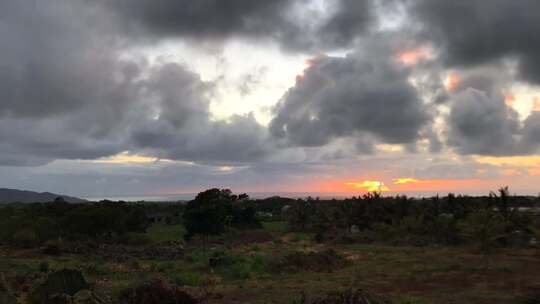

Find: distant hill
0;188;87;203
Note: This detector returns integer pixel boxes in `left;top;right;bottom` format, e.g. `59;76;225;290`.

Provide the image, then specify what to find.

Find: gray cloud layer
269;39;430;148
0;1;271;166
103;0;375;52
412;0;540;84
2;0;540;172
444;66;540;156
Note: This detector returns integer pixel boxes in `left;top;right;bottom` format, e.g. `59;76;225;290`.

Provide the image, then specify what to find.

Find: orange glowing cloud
396;46;433;65
296;55;327;83
346;180;390;192
392;178;420;185
533;96;540;111
528;167;540;176
473;155;540;167
390;179;483;192
504;92;516;107
444;72;461;93
500;168;521;177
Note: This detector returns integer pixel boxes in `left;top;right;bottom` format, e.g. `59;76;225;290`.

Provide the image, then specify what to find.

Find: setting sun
346;180;390;192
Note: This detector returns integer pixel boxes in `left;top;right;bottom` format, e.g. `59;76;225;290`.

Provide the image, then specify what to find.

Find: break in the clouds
2;0;540;196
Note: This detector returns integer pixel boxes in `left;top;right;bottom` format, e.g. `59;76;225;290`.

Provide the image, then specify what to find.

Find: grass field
1;223;539;303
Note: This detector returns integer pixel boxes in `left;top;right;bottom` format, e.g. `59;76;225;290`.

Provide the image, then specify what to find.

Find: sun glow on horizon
392;178;420;184
94;152;171;164
346;180;390;192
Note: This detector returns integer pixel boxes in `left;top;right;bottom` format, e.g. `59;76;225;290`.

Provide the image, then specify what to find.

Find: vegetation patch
272;249;347;273
118;278;198;304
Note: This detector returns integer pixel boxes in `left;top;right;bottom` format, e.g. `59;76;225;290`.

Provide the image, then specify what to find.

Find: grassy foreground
1;222;539;304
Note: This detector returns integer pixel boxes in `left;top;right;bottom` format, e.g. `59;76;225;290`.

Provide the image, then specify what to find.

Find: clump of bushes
118;278;198;304
12;229;39;248
273;249;346;273
27;269;89;304
516;286;540;304
38;261;49;273
293;288;390;304
0;273;17;304
172;272;207;287
209;251;268;280
42;240;62;256
120;234;154;246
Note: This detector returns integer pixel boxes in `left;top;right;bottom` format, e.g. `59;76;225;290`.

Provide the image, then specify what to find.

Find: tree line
283;187;539;251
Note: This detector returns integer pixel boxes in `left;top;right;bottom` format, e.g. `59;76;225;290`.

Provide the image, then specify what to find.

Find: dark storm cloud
128;62;272;163
103;0;375;52
0;1;126;118
521;111;540;152
444;68;540;156
107;0;292;38
412;0;540;84
269;39;430;148
0;0;270;166
447;88;521;155
314;0;373;49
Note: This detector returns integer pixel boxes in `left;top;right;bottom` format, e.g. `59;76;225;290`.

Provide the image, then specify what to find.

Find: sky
2;0;540;199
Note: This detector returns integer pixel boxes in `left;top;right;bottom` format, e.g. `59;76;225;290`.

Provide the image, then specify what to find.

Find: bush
172;272;206;286
28;269;89;304
273;250;346;273
121;234;153;246
293;288;390;304
42;240;62;255
157;262;175;273
39;261;50;273
0;273;17;304
398;297;425;304
13;228;39;248
459;210;506;253
517;287;540;304
209;251;268;280
118;278;198;304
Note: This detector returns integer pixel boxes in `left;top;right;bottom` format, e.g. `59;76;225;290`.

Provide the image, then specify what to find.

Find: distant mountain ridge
0;188;87;203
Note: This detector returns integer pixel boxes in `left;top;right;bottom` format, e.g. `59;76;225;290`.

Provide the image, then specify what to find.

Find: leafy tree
286;199;316;231
183;189;233;249
126;207;151;233
459;210;506;253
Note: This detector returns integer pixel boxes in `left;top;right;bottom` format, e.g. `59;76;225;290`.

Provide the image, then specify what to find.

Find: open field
1;222;539;304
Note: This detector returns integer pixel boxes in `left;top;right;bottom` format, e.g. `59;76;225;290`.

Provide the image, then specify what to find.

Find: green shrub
459;210;506;253
157;262;175;273
118;278;198;304
209;251;269;280
28;269;89;304
80;262;109;276
12;228;39;248
122;233;153;246
372;223;398;243
272;249;346;273
398;297;424;304
39;261;49;273
293;288;390;304
42;240;62;255
172;272;206;286
291;233;311;242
